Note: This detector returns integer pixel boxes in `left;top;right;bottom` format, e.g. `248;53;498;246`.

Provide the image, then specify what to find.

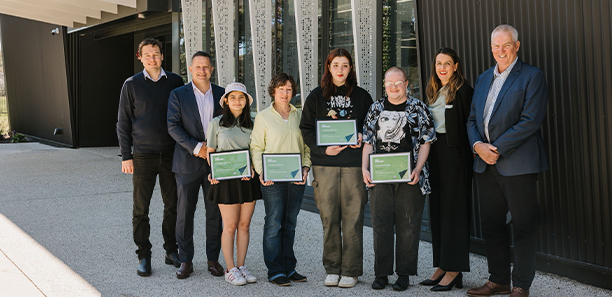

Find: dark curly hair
268;73;297;98
138;38;163;56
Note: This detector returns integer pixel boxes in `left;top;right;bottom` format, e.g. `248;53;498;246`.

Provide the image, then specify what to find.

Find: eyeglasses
384;81;405;87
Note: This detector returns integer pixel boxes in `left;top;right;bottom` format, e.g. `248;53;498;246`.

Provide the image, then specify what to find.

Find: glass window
383;0;419;97
274;0;301;108
238;0;256;111
329;0;354;57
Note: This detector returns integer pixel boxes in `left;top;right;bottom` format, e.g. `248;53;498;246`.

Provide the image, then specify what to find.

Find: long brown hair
321;48;357;99
425;48;466;105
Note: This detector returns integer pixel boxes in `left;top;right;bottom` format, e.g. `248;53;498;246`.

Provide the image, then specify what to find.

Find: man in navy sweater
117;38;184;276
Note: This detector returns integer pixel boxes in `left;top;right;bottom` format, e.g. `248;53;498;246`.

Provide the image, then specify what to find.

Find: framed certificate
316;119;358;146
369;152;412;183
262;153;303;182
209;150;251;180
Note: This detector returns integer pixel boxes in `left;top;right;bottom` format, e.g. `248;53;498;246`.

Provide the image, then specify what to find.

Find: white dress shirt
192;82;214;154
482;57;519;142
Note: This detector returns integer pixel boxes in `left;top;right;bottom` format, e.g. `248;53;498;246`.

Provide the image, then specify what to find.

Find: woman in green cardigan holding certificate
207;82;261;286
250;73;311;286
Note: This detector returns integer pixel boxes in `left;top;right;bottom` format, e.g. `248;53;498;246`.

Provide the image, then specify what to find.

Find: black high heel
419;272;446;286
431;272;463;291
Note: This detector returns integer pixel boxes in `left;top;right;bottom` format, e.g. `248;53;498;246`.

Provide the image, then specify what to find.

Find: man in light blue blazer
466;25;549;297
167;51;225;279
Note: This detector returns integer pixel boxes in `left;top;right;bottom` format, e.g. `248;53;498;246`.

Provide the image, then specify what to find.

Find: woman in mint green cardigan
250;73;311;286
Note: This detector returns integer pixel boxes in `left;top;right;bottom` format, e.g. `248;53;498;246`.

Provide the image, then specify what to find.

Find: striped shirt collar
494;57;519;78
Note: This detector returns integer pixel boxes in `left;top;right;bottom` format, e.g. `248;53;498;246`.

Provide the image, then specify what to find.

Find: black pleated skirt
207;174;262;205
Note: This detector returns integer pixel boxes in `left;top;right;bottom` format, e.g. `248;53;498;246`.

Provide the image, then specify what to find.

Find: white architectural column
294;0;318;107
351;0;379;99
180;0;202;81
212;0;235;87
248;0;273;111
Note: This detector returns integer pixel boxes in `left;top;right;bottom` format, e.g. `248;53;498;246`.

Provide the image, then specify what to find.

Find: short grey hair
491;24;519;43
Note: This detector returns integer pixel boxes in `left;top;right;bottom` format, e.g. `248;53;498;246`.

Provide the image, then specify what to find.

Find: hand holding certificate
316;119;358;146
262;154;303;182
369;152;412;183
210;150;252;180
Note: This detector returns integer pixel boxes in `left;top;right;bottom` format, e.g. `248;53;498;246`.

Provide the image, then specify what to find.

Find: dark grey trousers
369;182;425;277
312;166;367;277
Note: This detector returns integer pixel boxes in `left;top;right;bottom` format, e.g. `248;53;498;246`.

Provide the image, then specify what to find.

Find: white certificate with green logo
262;153;303;182
369;152;412;183
316;119;358;146
210;150;251;180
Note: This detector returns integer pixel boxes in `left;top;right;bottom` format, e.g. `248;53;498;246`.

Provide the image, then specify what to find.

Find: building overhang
0;0;167;28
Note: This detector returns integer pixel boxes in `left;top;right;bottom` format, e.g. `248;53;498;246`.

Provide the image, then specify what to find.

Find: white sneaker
324;274;340;286
238;266;257;283
338;276;358;288
225;267;247;286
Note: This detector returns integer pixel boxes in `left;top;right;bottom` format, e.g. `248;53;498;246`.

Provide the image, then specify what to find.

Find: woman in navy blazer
420;48;474;292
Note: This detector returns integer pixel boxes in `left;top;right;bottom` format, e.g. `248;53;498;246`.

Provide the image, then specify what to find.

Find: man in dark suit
466;25;549;297
167;51;225;279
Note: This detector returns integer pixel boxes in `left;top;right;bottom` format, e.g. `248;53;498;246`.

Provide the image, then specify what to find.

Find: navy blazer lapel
183;83;204;132
490;60;523;119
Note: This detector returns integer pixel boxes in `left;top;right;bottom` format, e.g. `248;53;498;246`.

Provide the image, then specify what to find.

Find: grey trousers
312;166;367;277
369;182;425;276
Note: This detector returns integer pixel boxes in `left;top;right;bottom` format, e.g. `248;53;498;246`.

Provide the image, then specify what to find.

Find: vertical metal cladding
417;0;612;284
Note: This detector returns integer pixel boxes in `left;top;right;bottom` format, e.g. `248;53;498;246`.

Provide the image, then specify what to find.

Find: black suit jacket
443;83;474;148
167;82;225;174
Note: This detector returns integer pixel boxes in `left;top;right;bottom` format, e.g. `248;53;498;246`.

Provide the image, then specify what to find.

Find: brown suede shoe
509;287;529;297
207;260;224;277
176;262;193;279
467;281;512;296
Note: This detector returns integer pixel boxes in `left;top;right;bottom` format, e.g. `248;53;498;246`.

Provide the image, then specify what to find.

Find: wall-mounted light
54;127;63;135
51;28;60;35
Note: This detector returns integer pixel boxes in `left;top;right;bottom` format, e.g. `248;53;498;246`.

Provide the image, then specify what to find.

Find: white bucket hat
220;82;254;107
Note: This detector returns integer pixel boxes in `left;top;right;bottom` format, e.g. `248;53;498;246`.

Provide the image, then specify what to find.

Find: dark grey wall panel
0;14;73;146
75;32;134;147
417;0;612;288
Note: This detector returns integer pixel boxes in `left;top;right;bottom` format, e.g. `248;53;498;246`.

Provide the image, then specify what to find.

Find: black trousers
175;162;222;263
475;165;539;290
428;133;473;272
369;182;425;277
132;153;178;260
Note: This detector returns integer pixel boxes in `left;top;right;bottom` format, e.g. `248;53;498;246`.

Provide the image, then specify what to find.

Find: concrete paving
0;142;610;297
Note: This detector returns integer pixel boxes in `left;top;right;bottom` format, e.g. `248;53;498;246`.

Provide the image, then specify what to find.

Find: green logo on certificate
210;150;251;180
262;154;303;182
316;119;358;146
369;152;412;183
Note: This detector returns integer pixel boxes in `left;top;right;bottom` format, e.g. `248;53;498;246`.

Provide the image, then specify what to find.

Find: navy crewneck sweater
117;71;184;160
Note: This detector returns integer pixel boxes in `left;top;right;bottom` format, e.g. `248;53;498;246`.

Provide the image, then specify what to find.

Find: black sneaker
270;276;291;286
372;276;388;290
393;275;409;291
288;272;307;282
